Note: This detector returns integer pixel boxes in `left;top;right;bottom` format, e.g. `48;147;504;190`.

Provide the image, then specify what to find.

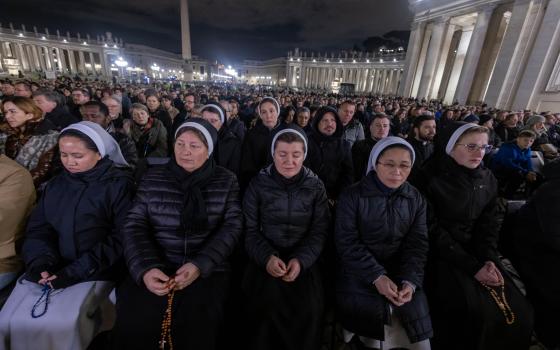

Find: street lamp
115;57;128;79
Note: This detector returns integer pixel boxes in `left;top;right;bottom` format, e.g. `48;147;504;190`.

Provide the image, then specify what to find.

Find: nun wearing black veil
417;122;533;350
0;121;133;350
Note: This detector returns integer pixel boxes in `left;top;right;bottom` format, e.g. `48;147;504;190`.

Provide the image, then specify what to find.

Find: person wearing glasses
417;122;533;350
335;137;432;349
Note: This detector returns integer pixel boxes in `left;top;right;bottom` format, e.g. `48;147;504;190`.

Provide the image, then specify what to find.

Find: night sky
2;0;413;64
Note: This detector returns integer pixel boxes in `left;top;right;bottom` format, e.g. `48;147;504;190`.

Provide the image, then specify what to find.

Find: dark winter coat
352;138;377;182
513;159;560;348
123;165;242;284
22;158;133;287
216;127;242;177
44;105;79;130
240;120;279;190
243;166;329;270
335;172;432;342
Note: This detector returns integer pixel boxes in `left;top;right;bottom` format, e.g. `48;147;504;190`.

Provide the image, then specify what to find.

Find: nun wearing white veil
335;137;432;350
0;121;133;350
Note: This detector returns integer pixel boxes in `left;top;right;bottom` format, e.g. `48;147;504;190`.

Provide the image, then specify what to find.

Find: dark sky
2;0;413;63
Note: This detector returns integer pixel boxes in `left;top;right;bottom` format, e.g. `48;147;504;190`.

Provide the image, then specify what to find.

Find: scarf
271;165;305;190
167;157;216;231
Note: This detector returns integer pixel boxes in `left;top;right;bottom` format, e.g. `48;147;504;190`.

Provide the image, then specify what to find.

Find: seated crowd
0;76;559;350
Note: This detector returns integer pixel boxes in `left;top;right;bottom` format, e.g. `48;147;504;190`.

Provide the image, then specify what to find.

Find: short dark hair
340;99;355;107
518;130;536;139
413;114;435;129
274;132;306;154
72;87;90;97
15;81;32;92
81;101;109;117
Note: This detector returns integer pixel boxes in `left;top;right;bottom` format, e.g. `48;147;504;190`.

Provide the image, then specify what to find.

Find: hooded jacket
306;107;353;200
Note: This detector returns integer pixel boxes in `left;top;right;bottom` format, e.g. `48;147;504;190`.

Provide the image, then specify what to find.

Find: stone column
417;17;449;100
67;50;77;73
485;0;542;108
512;0;560;110
400;21;427;96
46;47;55;71
89;51;96;74
454;5;496;104
444;28;473;104
78;50;87;74
431;22;457;100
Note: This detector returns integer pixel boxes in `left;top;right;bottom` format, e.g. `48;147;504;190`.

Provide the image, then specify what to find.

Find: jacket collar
359;172;414;199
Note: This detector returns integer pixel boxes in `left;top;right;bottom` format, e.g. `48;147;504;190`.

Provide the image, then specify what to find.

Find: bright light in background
115;57;128;67
225;68;238;77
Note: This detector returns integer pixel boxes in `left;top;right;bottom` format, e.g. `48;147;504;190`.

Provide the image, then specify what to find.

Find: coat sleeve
335;188;386;284
290;182;330;271
352;142;366;182
396;195;429;287
52;178;132;285
22;186;60;273
190;177;243;278
338;141;355;193
244;179;278;269
152;125;168;157
118;135;139;170
123;181;167;285
240;133;257;190
227;139;242;177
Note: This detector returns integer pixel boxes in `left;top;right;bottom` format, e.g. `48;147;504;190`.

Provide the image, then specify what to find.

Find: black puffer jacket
335;172;431;342
243;166;330;270
123;165;242;284
420;156;500;275
215;127;242;177
240;120;280;189
351;137;377;182
306;107;353;200
22;157;133;286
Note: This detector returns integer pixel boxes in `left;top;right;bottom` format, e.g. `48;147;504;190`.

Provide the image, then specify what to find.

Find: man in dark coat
306;106;353;201
408;114;436;171
352;113;390;182
80;101;138;170
33;89;79;130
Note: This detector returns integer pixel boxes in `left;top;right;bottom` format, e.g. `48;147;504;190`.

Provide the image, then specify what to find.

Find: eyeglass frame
455;143;494;153
376;162;413;171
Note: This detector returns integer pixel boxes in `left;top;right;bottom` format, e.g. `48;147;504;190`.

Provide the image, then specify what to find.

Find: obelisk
180;0;193;81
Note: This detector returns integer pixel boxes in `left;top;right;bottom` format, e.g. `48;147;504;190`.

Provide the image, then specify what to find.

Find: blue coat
492;141;532;175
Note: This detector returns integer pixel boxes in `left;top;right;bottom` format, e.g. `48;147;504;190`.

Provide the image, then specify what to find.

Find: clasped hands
374;275;414;307
143;263;200;296
266;255;301;282
474;261;503;287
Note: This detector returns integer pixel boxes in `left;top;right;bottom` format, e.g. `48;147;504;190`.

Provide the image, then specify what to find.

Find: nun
240;97;281;190
113;118;242;350
418;122;533;350
335;137;432;350
0;121;133;350
200;102;242;177
243;124;330;350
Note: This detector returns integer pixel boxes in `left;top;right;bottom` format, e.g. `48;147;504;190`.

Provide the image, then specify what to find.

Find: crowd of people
0;75;558;350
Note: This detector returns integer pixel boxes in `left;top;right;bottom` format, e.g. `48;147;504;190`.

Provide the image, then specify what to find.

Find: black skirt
428;260;533;350
242;262;324;350
112;272;230;350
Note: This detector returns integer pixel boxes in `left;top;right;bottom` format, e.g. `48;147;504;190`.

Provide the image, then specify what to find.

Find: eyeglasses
456;144;493;153
377;162;412;171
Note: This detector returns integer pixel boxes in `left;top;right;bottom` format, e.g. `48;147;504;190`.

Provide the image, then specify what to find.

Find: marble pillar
417;17;449;100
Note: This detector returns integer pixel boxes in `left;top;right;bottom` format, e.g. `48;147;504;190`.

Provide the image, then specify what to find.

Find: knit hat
174;118;218;157
478;114;493;126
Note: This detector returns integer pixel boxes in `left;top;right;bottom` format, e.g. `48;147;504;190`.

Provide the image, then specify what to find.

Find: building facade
286;48;406;94
401;0;560;112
